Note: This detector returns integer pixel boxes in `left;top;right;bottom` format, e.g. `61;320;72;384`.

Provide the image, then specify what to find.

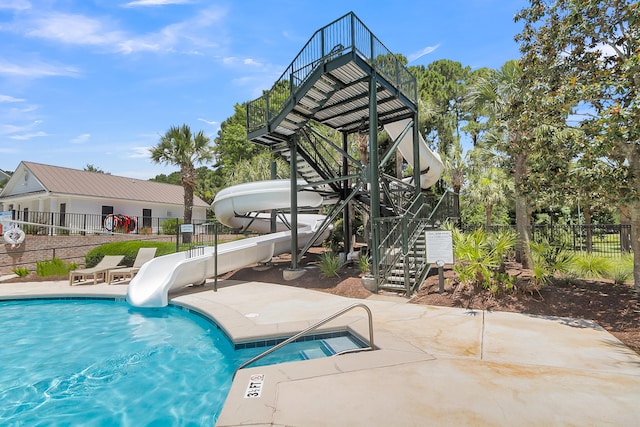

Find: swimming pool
0;298;364;426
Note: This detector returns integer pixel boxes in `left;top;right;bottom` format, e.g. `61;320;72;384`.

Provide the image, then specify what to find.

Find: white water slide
126;180;326;307
126;119;443;308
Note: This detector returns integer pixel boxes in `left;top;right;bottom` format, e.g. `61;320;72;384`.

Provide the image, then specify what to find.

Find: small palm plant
318;251;341;278
452;228;516;292
358;252;370;275
529;238;575;285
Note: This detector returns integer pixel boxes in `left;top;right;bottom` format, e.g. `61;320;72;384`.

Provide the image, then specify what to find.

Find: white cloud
197;118;217;126
243;58;262;67
71;133;91;144
0;120;41;135
407;44;441;63
7;6;226;56
9;131;47;140
0;60;79;78
24;12;124;47
129;146;153;158
124;0;192;7
0;94;25;103
0;0;31;11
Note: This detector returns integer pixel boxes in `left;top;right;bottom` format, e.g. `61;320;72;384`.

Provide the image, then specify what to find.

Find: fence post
175;218;180;252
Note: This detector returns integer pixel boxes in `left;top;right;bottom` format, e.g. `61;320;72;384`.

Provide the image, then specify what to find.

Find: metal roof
1;161;209;207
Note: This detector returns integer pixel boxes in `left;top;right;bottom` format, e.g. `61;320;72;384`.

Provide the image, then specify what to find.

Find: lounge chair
69;255;125;286
107;247;157;285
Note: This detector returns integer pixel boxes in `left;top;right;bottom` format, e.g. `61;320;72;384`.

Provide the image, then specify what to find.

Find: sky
0;0;528;180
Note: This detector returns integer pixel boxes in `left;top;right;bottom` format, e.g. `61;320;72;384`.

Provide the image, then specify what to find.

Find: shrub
318;251;341;278
358;252;370;275
452;227;516;293
569;254;612;279
36;258;76;277
605;254;633;284
84;241;173;268
529;238;575;284
12;267;30;277
161;218;183;235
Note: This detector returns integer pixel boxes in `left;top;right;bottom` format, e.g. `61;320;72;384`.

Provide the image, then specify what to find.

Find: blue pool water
0;298;363;426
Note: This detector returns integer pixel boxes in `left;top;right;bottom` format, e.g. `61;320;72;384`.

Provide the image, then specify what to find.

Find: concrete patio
1;278;639;426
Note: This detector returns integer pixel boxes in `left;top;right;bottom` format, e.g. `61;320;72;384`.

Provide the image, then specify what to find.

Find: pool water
0;299;364;426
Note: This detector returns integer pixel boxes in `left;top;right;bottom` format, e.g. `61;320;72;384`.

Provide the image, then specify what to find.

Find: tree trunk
627;148;640;293
514;152;532;268
583;207;593;253
485;203;493;228
630;201;640;293
181;165;196;245
619;206;631;253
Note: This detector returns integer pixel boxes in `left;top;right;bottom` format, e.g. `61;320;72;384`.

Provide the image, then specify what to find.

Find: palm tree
150;124;214;237
467;60;533;268
466;167;511;228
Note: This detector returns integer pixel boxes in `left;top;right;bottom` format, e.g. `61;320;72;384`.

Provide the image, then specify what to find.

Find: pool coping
2;278;640;426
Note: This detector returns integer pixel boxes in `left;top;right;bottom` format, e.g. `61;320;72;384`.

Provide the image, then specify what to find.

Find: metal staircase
243;12;451;294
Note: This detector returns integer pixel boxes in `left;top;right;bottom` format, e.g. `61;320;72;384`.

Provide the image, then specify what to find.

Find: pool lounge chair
107;247;157;285
69;255;125;286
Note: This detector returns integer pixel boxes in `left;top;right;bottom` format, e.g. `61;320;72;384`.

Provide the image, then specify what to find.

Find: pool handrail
233;303;374;377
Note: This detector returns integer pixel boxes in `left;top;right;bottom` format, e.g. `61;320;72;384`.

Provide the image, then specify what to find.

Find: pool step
300;347;328;360
300;336;363;360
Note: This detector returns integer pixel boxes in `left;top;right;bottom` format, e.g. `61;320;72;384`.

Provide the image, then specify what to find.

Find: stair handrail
233;303;374;378
246;12;417;133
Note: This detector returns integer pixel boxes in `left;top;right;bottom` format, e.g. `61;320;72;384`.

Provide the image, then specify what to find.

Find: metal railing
470;223;633;257
233;303;375;378
246;12;417;133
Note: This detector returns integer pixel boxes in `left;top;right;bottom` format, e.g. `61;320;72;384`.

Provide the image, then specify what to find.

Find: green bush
318;251;341;278
12;267;30;277
529;238;575;284
36;258;76;277
452;227;516;293
84;241;174;268
569;254;612;279
161;218;183;235
608;254;634;284
358;252;370;274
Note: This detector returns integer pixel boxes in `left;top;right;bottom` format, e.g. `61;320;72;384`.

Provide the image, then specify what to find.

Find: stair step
300;347;328;360
322;336;362;354
384;276;417;284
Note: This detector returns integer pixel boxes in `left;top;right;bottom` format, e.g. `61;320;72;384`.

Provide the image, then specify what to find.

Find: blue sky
0;0;527;180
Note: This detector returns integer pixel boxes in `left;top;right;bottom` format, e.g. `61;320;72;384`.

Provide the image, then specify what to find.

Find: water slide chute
126;180;325;307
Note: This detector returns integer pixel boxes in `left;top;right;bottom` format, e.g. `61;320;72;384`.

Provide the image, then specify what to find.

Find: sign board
180;223;194;233
425;230;454;264
244;374;265;398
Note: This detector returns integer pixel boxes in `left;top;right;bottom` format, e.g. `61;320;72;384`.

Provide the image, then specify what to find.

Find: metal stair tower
244;12;446;296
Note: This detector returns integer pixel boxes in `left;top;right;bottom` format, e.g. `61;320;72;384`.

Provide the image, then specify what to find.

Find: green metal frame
246;12;417;134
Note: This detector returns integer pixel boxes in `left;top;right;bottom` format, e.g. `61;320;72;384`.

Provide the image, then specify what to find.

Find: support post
289;137;299;270
412;112;421;199
270;156;277;233
369;76;380;288
342;132;351;256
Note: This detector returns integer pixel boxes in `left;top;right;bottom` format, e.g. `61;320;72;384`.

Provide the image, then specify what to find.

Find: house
0;161;210;234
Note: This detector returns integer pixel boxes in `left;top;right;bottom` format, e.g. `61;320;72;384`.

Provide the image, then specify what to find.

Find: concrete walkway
1;279;639;426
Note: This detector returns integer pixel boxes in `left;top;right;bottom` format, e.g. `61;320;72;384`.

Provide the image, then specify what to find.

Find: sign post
425;231;454;293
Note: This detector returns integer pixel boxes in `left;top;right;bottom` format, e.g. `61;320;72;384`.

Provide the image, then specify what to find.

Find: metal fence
469;224;632;257
4;210;238;237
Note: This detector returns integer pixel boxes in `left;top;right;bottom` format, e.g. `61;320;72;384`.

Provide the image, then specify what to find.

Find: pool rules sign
425;230;454;265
